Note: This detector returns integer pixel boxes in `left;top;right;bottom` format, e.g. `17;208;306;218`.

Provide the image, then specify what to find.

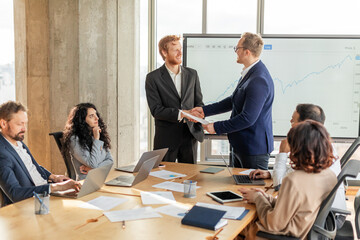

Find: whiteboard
183;35;360;138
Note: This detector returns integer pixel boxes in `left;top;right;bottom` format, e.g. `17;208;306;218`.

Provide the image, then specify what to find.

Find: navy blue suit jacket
0;134;51;206
203;60;274;155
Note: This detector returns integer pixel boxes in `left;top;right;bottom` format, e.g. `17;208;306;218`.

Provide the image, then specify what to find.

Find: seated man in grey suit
145;35;204;164
0;101;80;206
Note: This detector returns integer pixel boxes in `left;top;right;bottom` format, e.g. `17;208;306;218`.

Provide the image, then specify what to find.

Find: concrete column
117;0;140;165
48;0;79;174
14;0;140;174
14;0;51;170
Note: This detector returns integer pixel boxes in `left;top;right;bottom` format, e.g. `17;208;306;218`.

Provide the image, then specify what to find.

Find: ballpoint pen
33;191;49;214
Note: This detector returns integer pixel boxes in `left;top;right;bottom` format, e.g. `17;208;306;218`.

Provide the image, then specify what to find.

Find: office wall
14;0;139;174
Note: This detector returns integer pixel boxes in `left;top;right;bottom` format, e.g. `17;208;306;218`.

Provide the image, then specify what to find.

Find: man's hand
80;165;92;174
279;139;290;153
202;123;216;134
249;169;271;179
49;174;70;183
50;179;81;192
180;110;197;122
190;107;205;119
93;126;101;140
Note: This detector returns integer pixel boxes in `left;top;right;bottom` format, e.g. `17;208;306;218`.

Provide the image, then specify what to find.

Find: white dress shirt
165;64;183;121
5;138;48;186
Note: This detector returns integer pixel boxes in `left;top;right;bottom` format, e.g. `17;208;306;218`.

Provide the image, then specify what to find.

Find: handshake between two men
180;107;216;134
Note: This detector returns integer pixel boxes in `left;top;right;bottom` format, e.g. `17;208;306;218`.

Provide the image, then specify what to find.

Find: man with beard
0;101;80;206
145;35;204;164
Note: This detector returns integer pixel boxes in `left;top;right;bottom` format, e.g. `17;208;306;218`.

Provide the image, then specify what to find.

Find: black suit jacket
145;64;204;149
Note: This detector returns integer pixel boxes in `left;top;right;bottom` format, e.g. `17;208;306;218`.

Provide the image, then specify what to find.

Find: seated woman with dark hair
62;103;113;180
239;120;337;240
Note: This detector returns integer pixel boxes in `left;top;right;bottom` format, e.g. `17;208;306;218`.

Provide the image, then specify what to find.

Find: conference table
0;162;272;240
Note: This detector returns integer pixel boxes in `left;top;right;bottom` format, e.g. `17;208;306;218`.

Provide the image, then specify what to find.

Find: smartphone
206;190;243;204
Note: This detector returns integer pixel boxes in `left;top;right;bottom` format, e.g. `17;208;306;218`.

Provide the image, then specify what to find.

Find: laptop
220;154;265;186
51;163;113;198
105;156;158;187
115;148;168;173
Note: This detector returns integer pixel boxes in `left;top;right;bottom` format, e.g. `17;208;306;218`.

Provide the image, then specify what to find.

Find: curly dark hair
62;103;111;157
287;120;334;173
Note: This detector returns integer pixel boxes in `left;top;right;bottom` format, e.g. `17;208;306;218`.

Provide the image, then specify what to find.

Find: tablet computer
200;167;224;174
206;190;243;204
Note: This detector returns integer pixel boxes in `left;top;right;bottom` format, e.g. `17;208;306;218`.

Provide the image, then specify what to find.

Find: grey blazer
145;64;204;150
70;136;113;180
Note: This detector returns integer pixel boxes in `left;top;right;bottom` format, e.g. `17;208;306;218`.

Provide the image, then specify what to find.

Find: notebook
105;156;158;187
200;167;224;174
181;205;227;230
220;154;265;186
51;163;113;199
115;148;168;173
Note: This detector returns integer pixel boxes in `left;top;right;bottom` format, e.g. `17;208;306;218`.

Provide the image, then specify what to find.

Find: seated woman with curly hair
239;120;337;240
62;103;113;180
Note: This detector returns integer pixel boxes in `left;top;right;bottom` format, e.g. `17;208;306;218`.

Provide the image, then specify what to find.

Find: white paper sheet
152;181;200;193
104;207;162;222
238;169;256;175
180;110;209;125
79;196;127;211
155;204;190;218
196;202;245;220
141;191;176;205
149;170;187;180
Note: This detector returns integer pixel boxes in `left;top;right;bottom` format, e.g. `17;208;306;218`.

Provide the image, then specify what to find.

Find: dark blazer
145;64;204;149
203;61;274;155
0;134;51;206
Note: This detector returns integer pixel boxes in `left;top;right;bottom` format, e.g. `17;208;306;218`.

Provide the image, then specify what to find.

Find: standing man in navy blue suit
0;101;80;206
191;32;274;169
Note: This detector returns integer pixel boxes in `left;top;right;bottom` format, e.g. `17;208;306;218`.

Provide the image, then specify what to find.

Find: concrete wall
14;0;139;175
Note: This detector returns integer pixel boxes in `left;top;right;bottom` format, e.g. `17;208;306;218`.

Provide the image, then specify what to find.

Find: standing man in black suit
145;35;204;164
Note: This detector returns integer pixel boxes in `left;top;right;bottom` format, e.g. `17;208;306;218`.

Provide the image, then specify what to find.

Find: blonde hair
241;32;264;57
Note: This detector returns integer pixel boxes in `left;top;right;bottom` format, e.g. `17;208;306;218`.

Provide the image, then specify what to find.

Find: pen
122;220;126;229
33;191;49;213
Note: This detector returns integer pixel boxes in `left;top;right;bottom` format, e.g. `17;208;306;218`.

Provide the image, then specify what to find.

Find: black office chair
49;132;77;180
256;159;360;240
334;188;360;240
340;136;360;168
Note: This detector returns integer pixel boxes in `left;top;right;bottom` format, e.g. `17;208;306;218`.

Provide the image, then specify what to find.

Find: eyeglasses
233;46;246;52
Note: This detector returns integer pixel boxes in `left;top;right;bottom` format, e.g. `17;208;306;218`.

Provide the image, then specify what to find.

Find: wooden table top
0;162;273;240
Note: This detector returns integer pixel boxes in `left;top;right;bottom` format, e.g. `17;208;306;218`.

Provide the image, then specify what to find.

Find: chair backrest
307;159;360;239
49;132;77;180
355;189;360;239
340;137;360;168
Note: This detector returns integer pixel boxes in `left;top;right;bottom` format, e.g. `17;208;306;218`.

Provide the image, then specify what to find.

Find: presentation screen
183;35;360;138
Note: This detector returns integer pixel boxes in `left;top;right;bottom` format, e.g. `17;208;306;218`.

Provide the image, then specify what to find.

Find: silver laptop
105;156;158;187
220;154;265;186
115;148;168;173
51;163;113;198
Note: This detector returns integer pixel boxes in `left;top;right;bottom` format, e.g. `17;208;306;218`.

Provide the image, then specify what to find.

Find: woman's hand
80;165;93;174
238;188;263;203
92;126;101;140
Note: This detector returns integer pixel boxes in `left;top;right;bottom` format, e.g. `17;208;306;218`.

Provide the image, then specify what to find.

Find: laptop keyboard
233;175;253;184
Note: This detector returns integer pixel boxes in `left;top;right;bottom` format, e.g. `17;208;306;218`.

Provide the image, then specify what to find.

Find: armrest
331;207;351;215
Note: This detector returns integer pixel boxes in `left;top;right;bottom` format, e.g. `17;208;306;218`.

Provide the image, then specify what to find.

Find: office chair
340;136;360;168
256;159;360;240
334;188;360;240
49;132;77;180
0;189;5;208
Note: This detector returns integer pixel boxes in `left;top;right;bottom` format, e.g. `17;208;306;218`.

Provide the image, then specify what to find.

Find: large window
263;0;360;34
207;0;257;34
0;1;15;104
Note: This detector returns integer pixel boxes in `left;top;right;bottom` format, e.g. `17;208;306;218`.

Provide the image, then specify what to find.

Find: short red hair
158;35;181;60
